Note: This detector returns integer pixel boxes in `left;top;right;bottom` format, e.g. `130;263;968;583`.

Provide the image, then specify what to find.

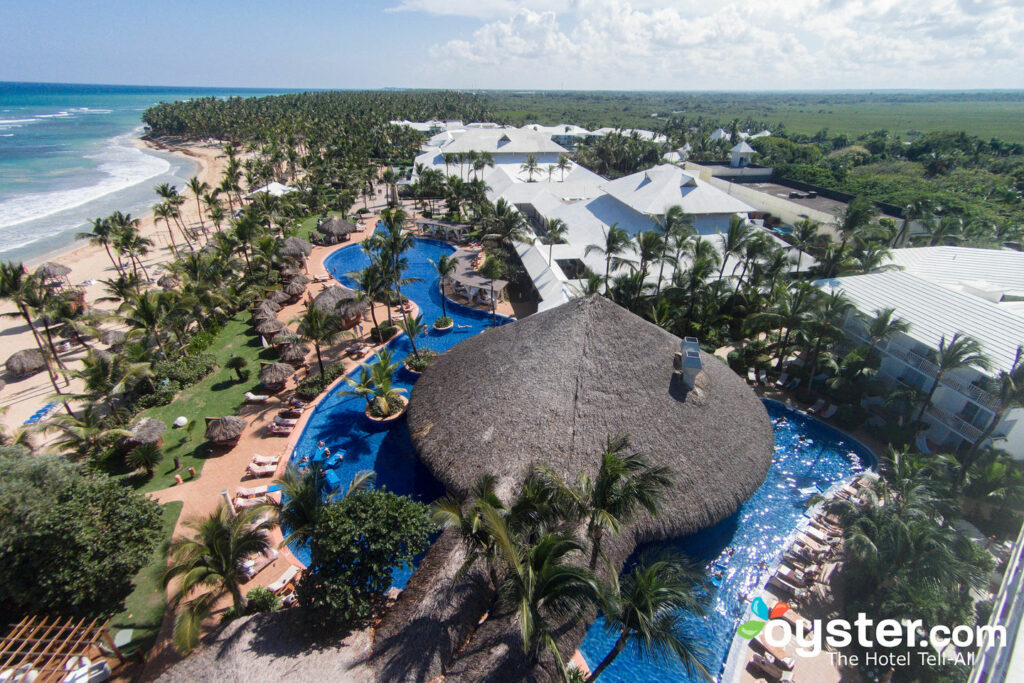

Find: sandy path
0;139;229;433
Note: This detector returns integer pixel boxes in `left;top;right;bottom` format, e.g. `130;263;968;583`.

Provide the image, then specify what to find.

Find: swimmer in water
323;447;331;457
456;324;471;329
317;440;325;449
299;456;309;465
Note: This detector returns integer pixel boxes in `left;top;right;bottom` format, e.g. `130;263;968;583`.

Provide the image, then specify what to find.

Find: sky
1;0;1022;90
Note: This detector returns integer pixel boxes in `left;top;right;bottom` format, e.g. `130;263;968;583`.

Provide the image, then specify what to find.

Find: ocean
0;82;293;263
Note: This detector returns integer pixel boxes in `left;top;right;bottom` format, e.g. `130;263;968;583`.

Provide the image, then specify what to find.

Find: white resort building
817;246;1024;457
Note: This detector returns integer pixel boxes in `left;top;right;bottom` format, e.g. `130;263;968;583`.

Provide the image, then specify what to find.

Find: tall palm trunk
102;243;123;277
586;631;629;683
916;373;943;423
41;316;70;385
315;341;326;379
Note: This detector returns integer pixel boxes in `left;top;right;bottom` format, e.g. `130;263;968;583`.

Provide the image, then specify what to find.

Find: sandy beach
0;138;230;433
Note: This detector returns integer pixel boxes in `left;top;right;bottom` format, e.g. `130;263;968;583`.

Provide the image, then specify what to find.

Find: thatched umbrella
279;265;300;281
254;318;286;337
280;342;310;367
317;217;358;242
284;280;306;298
312;286;368;319
6;349;46;376
252;307;277;325
99;329;126;348
257;298;282;313
291;273;310;287
282;236;313;259
35;261;71;281
157;274;179;289
271;331;299;345
266;290;290;305
258;362;294;390
127;417;167;447
204;416;247;445
379;295;776;681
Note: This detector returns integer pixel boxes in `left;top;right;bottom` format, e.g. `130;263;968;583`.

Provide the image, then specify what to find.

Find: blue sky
2;0;1023;90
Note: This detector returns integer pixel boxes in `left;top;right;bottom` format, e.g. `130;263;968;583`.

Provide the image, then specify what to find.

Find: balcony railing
877;340;998;410
927;404;984;443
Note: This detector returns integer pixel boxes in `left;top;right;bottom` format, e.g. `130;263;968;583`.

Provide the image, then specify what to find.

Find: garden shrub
295;363;349;401
245;586;280;614
370;324;398;343
153;353;217;387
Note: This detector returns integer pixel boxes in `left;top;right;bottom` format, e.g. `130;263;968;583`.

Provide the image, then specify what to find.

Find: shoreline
0;136;229;431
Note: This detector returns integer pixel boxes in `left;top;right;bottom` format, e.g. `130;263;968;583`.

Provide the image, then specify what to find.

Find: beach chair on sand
267;565;300;594
775;565;813;588
819;404;838;419
245;392;270;403
236;485;268;499
234;495;269;510
751;653;795;682
252;454;280;466
268;423;293;436
241;548;278;581
274;415;298;426
247;463;276;478
807;399;825;414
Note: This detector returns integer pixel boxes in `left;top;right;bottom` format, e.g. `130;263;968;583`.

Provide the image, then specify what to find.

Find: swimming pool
578;399;874;682
286;235;510;582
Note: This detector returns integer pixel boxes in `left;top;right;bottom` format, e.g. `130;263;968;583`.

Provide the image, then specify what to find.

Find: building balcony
926;404;984;443
880;341;998;410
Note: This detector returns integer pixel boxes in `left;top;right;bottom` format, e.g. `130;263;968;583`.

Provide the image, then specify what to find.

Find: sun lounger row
751;652;796;682
246;454;280;478
267;565;301;594
245;391;270;403
753;636;796;670
806;400;838;418
241;548;278;581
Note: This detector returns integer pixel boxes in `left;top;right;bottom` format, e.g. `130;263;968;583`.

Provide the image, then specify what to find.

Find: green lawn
125;313;277;494
293;211;349;240
109;500;183;655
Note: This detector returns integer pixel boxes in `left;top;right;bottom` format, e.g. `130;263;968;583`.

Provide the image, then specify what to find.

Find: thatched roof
99;329;125;347
155;611;374;682
252;307;277;324
317;216;358;237
157;275;179;289
284;280;306;297
280;265;301;280
388;295;775;681
271;331;299;345
258;362;294;386
254;318;285;336
257;298;282;313
35;262;71;280
280;342;310;364
6;349;46;376
267;290;290;305
204;416;247;443
282;236;313;258
290;273;310;287
128;417;166;445
312;286;368;318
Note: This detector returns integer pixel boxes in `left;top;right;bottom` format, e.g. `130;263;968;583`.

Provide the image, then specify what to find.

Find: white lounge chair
247;463;276;478
267;565;300;594
768;575;809;601
748;368;758;383
234;495;269;510
820;404;838;419
236;485;268;498
245;392;269;403
807;399;825;414
274;415;298;426
251;454;279;466
775;372;789;387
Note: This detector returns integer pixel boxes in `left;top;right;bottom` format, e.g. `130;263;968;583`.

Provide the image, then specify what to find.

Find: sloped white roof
599;164;753;216
751;130;772;138
731;141;755;154
439;127;568;155
885;247;1024;296
515;241;572;311
248;182;295;197
520;123;591;137
816;270;1024;374
591;127;666;143
710;128;730;140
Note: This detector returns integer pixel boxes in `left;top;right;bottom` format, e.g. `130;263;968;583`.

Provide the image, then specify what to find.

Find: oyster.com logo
738;597;787;639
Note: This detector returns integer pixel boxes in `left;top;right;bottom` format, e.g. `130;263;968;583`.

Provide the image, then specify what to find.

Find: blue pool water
578;399;874;681
286;235;510;583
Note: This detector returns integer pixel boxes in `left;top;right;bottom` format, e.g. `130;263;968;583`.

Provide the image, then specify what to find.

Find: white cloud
404;0;1024;89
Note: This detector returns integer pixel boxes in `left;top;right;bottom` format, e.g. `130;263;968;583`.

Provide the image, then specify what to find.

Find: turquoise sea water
0;82;292;263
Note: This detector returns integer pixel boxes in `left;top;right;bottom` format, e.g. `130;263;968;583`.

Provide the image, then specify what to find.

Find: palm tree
0;263;66;403
295;301;343;379
866;307;911;356
396;313;427;360
429;253;457;321
478;257;504;327
800;291;856;398
557;154;571;181
545;218;569;265
43;405;131;461
540;433;671;569
585;224;633;295
77;217;123;276
164;505;274;653
123;290;168;356
520;154;539;182
653;207;693;296
128;443;163;477
789;219;818;278
187;176;210;233
431;474;508;590
829;196;876;277
915;333;990;423
586;553;710;682
716;215;751;285
153;203;179;256
894;198;933;248
274;463;376;548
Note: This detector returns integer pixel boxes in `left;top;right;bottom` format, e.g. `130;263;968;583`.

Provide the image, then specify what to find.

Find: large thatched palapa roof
205;416;247;444
317;216;358;238
258;362;294;386
312;286;368;318
35;261;71;280
379;295;775;681
283;280;306;297
6;349;46;376
267;290;291;305
257;298;282;313
254;318;285;336
282;236;313;259
279;342;310;365
127;417;166;445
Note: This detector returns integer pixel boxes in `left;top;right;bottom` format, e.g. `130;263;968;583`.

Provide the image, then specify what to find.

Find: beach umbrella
280;342;310;366
99;329;126;348
157;275;180;289
252;307;277;324
126;417;167;447
271;331;299;345
267;290;290;305
35;262;71;281
204;416;248;444
258;362;294;388
317;217;358;241
290;273;310;287
312;286;369;318
284;280;306;298
280;265;301;280
256;298;281;313
255;318;285;336
282;236;313;258
6;349;46;376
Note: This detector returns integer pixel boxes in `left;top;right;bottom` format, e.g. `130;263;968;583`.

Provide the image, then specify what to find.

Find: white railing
881;341;997;409
927;405;984;443
969;521;1024;683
